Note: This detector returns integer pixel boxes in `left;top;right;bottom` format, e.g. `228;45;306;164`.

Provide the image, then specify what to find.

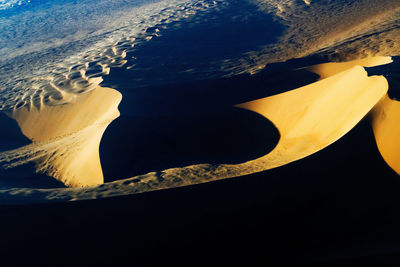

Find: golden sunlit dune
306;56;400;175
371;95;400;175
306;56;393;80
81;62;389;199
7;87;122;187
0;57;394;202
2;1;400;263
235;65;388;172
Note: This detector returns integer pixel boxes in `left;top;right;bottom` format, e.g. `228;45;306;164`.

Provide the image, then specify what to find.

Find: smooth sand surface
307;56;393;79
8;87;122;187
236;65;388;172
306;56;400;175
371;95;400;175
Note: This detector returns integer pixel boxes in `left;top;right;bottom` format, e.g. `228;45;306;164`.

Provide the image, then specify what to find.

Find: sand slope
236;66;388;172
306;56;400;176
0;58;394;202
371;95;400;175
6;87;122;187
306;56;393;79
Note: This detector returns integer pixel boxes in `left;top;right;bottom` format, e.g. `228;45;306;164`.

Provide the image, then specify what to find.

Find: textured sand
236;66;388;173
0;57;393;202
5;87;121;187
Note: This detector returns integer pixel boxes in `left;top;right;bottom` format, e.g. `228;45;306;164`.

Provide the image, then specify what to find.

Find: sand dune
47;64;389;198
371;95;400;175
3;87;121;187
0;57;393;202
307;56;393;80
306;56;400;175
235;66;388;172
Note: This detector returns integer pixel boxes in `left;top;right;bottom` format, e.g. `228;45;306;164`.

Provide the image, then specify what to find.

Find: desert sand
0;1;400;266
306;56;400;175
0;57;392;202
0;0;397;200
371;95;400;175
7;86;122;187
307;56;393;79
235;65;388;173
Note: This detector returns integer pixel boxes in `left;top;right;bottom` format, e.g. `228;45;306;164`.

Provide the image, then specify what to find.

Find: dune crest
236;66;388;171
4;86;122;187
306;56;393;80
58;64;387;200
371;95;400;175
0;59;393;202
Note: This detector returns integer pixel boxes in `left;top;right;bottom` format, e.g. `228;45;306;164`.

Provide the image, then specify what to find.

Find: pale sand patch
8;86;122;187
371;95;400;175
306;56;393;80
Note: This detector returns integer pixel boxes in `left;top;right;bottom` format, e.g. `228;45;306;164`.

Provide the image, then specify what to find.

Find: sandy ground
0;117;399;266
0;56;394;203
0;0;399;265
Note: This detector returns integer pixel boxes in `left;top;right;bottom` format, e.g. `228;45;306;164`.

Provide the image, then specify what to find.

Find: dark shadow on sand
101;107;280;182
102;0;286;89
366;56;400;100
0;112;66;189
100;56;320;182
2;119;400;266
112;66;320;117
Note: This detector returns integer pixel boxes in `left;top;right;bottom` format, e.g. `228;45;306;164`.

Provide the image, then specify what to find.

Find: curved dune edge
306;56;393;80
235;66;388;172
307;56;400;176
371;95;400;175
0;57;393;203
0;63;389;203
1;87;122;187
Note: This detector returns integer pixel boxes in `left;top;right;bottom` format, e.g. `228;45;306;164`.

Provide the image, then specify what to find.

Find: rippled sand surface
0;0;399;204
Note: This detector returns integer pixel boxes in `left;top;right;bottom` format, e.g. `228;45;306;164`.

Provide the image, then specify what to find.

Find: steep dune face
0;58;392;202
371;96;400;175
306;56;400;176
0;0;397;203
4;87;122;187
236;66;388;171
84;64;389;197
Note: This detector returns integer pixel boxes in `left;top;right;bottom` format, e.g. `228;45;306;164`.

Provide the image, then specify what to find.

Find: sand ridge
1;86;122;187
371;95;400;175
0;58;391;201
306;56;393;80
235;66;388;173
0;0;225;111
226;0;400;76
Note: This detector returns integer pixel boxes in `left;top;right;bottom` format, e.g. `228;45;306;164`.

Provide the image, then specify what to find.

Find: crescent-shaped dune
6;87;122;187
236;65;388;172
